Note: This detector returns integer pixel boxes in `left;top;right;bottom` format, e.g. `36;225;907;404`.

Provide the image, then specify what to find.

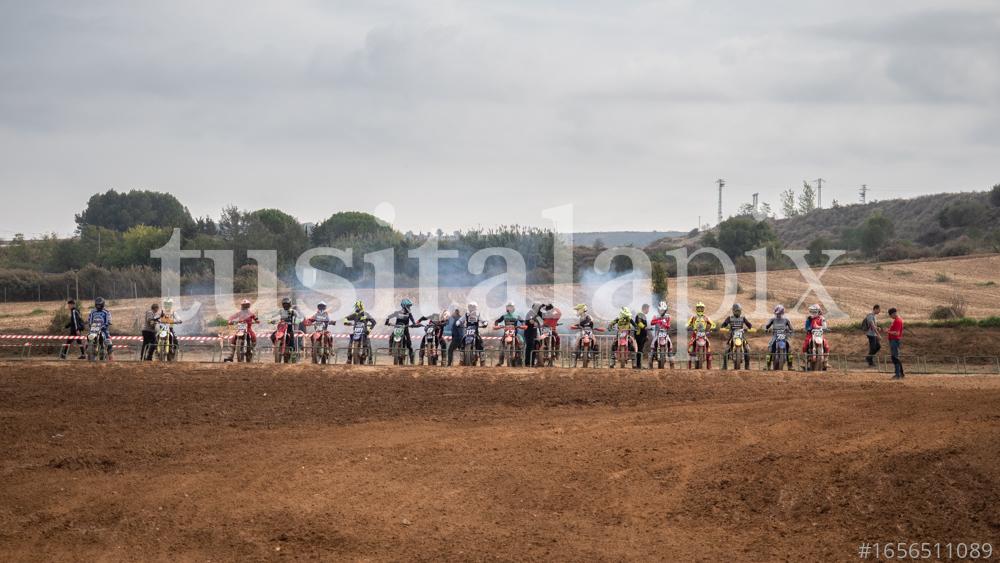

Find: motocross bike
689;330;710;369
308;320;335;364
648;326;674;369
534;324;562;367
494;324;524;367
231;321;254;363
769;332;791;371
419;324;443;366
807;327;828;371
389;323;418;365
723;328;751;370
460;322;487;366
271;320;296;364
86;321;110;362
571;326;603;368
155;320;182;362
611;328;635;369
344;321;372;365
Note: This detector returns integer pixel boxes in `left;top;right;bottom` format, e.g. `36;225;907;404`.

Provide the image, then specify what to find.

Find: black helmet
94;297;106;310
281;297;292;309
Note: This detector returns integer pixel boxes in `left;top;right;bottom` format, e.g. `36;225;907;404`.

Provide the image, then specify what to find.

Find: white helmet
317;301;327;310
163;297;174;311
658;301;668;314
809;304;821;315
505;301;515;313
468;302;478;313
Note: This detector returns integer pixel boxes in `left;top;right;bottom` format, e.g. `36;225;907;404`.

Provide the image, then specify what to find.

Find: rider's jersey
229;309;258;324
721;315;752;332
687;314;716;333
274;307;298;324
805;315;827;332
345;311;377;332
386;308;416;327
88;309;112;334
308;310;332;326
765;316;793;337
458;312;484;336
156;312;180;332
495;313;522;327
575;314;596;330
651;314;672;332
608;317;637;332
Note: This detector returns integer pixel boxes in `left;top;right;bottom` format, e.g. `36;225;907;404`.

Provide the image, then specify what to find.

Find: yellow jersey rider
686;302;717;355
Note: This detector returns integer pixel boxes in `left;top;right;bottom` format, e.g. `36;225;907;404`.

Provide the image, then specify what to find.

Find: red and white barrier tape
0;333;510;342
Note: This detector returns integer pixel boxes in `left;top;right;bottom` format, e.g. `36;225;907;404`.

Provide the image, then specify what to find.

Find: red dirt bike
571;326;604;368
231;321;254;363
494;324;525;367
689;330;711;369
611;328;635;369
271;320;296;364
648;326;674;369
306;319;335;364
534;324;560;367
807;327;828;371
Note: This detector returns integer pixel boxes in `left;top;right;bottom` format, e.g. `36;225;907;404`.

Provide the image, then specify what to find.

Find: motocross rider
569;303;601;356
270;297;301;352
456;302;487;361
607;307;638;368
493;301;525;366
344;300;377;360
154;297;182;351
224;299;258;361
686;301;717;356
87;296;113;357
304;301;335;339
803;303;830;368
416;309;449;365
385;298;418;364
649;301;674;360
720;303;753;367
764;304;794;370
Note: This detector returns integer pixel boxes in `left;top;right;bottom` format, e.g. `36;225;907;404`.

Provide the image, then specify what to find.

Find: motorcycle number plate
776;332;786;340
812;329;824;338
696;331;707;339
465;326;477;337
353;324;365;335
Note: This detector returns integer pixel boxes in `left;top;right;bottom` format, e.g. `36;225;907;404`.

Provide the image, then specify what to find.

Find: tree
310;212;392;245
651;261;668;301
798;181;817;215
75;189;193;232
715;216;778;258
990;184;1000;207
737;202;755;216
806;236;833;266
759;202;773;218
780;189;798;218
860;213;894;257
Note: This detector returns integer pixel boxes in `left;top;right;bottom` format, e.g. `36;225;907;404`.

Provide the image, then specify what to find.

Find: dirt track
1;363;999;561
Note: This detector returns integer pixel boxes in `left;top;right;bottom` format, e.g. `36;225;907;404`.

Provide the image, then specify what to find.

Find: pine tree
780;189;798;218
798;181;817;214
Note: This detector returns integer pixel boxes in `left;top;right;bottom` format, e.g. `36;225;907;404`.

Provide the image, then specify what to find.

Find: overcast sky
1;0;998;237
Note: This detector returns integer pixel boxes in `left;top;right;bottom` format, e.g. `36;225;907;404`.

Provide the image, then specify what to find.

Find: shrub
208;315;229;327
978;316;1000;328
48;308;69;333
939;236;974;257
934;272;951;283
977;281;997;287
929;294;967;319
990;184;1000;207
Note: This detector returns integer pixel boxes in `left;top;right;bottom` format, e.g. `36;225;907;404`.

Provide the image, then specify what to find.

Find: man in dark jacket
634;304;650;368
141;303;160;361
59;299;87;359
447;308;463;366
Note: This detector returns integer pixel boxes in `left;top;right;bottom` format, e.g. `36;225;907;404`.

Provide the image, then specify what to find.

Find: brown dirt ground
1;362;999;562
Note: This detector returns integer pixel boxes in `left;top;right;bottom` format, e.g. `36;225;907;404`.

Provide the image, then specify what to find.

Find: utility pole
859;184;868;204
716;179;725;224
815;178;824;208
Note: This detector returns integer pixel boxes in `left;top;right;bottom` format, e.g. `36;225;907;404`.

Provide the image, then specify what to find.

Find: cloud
0;1;998;237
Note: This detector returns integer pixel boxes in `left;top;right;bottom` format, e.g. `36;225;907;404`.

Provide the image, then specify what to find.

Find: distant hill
773;190;1000;251
570;231;686;248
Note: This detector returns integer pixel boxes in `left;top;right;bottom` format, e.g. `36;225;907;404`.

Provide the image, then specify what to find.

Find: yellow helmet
163;297;173;311
574;303;588;315
695;302;706;313
354;300;364;312
619;306;631;319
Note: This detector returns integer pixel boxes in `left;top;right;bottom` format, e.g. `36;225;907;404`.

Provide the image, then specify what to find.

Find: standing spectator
863;304;882;367
141;303;160;360
447;308;463;366
59;299;87;359
634;304;650;368
887;307;905;379
523;303;542;367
